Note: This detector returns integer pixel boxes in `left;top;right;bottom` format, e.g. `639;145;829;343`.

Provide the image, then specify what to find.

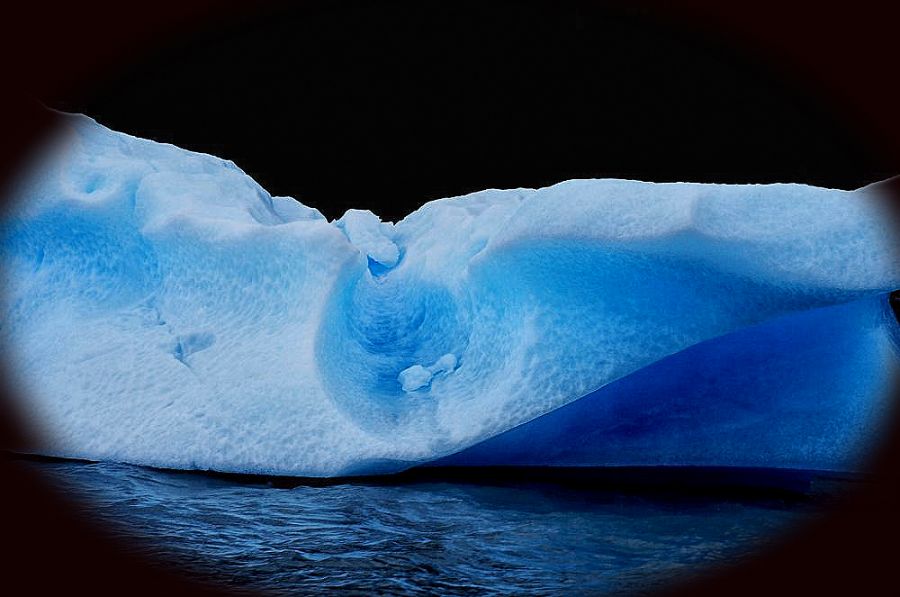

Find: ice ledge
334;209;400;271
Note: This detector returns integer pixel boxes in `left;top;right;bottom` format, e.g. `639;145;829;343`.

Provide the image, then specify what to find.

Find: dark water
26;460;830;595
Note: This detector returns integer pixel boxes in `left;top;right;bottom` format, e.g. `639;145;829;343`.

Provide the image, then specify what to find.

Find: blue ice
1;113;898;477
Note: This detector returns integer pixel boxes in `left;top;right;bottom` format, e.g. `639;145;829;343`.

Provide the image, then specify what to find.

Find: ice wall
1;113;898;476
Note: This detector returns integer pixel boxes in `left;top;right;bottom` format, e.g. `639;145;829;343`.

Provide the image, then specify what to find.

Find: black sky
43;1;892;222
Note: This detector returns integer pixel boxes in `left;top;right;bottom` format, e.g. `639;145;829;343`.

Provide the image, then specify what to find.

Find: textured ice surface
433;294;899;471
1;113;898;476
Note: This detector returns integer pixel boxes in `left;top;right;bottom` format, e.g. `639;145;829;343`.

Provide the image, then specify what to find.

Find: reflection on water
28;460;829;595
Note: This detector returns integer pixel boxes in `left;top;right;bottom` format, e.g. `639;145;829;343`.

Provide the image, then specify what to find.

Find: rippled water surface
28;460;827;595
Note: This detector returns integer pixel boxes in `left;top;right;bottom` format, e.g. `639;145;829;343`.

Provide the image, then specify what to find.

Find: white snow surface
1;113;898;476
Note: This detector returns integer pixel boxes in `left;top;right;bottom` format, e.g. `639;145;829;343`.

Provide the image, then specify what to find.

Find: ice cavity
399;353;459;392
1;112;898;477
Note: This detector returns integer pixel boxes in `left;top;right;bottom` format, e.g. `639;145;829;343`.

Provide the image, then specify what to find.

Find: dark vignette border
1;2;898;595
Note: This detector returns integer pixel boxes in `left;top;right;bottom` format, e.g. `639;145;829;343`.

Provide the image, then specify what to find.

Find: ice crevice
0;112;898;477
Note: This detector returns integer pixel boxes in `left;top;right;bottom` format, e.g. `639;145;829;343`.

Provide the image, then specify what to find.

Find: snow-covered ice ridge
1;113;898;477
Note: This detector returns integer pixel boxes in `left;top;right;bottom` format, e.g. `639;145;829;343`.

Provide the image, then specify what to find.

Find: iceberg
1;113;898;477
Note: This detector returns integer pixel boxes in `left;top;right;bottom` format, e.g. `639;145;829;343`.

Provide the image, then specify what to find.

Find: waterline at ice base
2;113;898;478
